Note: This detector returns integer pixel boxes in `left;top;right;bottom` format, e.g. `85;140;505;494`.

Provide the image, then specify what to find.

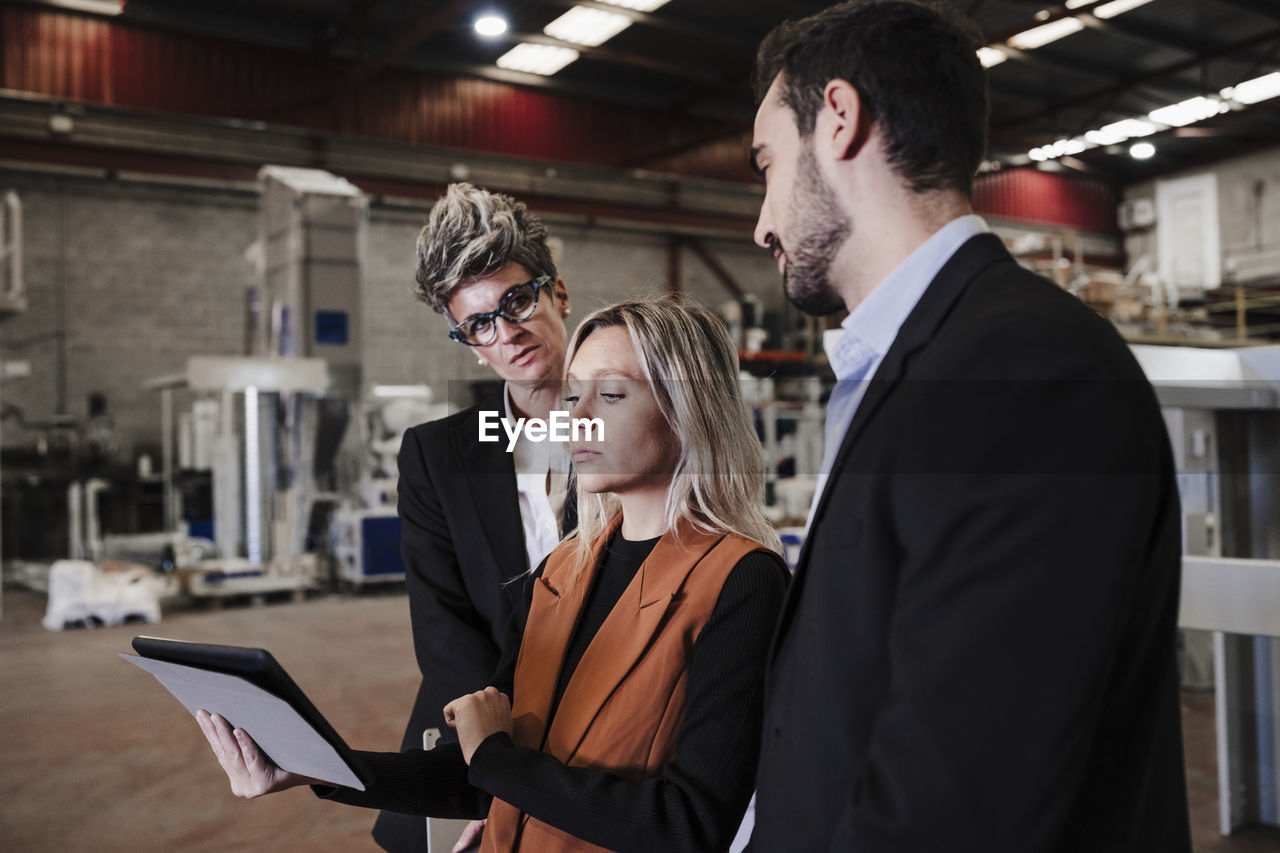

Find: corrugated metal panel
2;7;1130;213
974;168;1119;235
0;7;744;177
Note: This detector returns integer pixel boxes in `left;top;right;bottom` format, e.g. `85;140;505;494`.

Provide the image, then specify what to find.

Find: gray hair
414;183;557;314
566;295;781;573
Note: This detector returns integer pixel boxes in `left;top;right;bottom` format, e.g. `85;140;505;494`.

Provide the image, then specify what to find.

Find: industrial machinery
1133;343;1280;833
332;384;444;587
143;355;331;602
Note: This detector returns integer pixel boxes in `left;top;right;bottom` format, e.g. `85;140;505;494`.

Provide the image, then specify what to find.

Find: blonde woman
197;296;787;853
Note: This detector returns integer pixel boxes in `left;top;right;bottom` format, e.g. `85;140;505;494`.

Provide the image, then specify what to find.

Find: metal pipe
84;478;107;561
666;234;681;294
67;481;83;560
55;184;68;415
245;385;262;565
3;190;23;308
160;386;174;532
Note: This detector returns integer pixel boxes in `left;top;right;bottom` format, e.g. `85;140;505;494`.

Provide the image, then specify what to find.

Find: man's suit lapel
771;234;1013;655
450;389;526;584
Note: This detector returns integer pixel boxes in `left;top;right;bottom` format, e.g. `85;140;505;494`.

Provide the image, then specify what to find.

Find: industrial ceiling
18;0;1272;185
2;0;1279;338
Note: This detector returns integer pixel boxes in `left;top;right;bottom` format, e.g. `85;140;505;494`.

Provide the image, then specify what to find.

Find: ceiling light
1053;137;1088;157
977;47;1007;68
544;6;631;47
1007;17;1084;51
1084;117;1157;147
1029;137;1092;161
1092;0;1155;19
496;43;579;75
474;15;508;38
1148;96;1228;127
1221;71;1280;105
1129;142;1156;159
1065;0;1153;15
1084;127;1126;146
596;0;671;10
44;0;122;14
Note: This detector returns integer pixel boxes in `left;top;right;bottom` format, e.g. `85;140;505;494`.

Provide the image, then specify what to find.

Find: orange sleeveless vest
481;516;767;853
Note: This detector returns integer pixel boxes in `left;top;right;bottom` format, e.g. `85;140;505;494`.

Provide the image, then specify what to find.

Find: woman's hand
453;818;487;852
443;687;513;764
195;709;314;797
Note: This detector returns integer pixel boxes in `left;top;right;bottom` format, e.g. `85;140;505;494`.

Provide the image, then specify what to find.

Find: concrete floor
2;584;1279;853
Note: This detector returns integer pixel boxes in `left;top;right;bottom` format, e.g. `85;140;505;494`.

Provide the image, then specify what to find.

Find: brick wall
1;171;256;462
1;168;784;465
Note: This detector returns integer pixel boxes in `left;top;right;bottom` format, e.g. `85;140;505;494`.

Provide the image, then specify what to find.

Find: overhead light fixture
1024;65;1267;167
977;47;1007;68
44;0;123;15
1083;117;1158;147
1029;137;1090;161
1129;141;1155;159
1005;0;1151;62
474;14;508;38
1052;137;1088;156
1221;71;1280;105
1007;16;1083;51
596;0;671;10
496;43;579;75
1148;96;1228;128
1090;0;1155;19
544;6;631;47
1065;0;1153;15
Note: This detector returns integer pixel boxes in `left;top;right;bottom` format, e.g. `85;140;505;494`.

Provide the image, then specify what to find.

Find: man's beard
779;144;849;317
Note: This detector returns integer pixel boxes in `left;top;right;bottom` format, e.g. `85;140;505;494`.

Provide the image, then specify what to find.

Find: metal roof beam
994;25;1280;130
991;0;1275;65
314;0;384;55
545;0;760;50
620;126;752;170
997;43;1134;84
984;0;1112;43
319;0;487;104
505;33;728;87
1214;0;1280;24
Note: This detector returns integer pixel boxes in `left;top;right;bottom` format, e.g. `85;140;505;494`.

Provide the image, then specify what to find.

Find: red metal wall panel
0;6;1128;225
0;7;743;176
973;167;1119;235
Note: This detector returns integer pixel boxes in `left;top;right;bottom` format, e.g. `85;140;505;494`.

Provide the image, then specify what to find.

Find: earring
562;306;571;317
477;357;488;366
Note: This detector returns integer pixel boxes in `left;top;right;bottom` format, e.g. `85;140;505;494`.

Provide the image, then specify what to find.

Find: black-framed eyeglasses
448;276;552;347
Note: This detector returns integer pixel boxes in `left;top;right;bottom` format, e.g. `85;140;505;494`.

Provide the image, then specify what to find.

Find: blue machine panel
360;514;404;576
315;310;349;345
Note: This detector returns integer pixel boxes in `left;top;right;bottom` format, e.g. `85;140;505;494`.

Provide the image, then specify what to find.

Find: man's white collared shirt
808;215;990;524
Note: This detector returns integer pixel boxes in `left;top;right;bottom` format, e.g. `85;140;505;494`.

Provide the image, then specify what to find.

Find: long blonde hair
566;295;781;572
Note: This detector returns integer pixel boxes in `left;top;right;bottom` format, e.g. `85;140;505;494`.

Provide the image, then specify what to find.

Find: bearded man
747;2;1192;850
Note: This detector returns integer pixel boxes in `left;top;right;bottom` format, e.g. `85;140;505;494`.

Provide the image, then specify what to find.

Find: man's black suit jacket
373;390;575;852
751;235;1191;852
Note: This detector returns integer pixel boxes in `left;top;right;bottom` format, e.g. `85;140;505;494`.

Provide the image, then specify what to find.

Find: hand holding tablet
123;636;371;791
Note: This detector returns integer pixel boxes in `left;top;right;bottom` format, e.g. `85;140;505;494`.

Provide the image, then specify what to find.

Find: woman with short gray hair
372;182;576;853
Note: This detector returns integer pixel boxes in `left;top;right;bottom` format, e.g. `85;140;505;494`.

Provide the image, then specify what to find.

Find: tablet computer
128;635;372;790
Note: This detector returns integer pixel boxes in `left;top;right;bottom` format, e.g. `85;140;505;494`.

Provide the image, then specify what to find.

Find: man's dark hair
754;0;988;197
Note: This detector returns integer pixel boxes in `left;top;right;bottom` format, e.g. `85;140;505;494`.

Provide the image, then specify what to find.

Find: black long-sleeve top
320;529;787;852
